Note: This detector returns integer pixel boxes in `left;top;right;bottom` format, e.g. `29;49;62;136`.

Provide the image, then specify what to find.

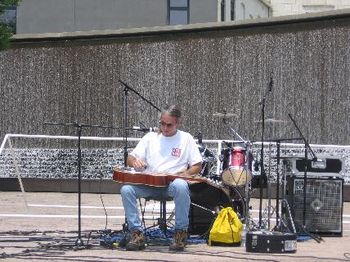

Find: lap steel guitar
113;166;208;187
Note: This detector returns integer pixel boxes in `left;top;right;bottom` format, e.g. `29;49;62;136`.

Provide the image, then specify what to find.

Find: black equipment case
246;231;297;253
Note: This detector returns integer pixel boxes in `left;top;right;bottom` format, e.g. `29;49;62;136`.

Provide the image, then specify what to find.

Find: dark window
0;6;17;33
220;0;235;22
221;0;225;22
168;0;189;25
231;0;235;20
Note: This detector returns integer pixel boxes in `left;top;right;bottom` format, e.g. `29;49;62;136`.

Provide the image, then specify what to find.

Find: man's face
159;113;179;137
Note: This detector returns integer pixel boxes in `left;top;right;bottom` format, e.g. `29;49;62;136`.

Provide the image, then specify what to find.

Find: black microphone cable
98;171;108;231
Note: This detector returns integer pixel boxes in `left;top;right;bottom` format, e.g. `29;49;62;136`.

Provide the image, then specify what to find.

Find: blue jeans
120;178;190;232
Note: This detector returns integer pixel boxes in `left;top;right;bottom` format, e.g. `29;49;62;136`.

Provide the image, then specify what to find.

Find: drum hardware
196;131;216;178
198;144;216;178
230;185;250;223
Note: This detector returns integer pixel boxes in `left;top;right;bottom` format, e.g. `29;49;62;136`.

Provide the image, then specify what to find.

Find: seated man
120;105;202;251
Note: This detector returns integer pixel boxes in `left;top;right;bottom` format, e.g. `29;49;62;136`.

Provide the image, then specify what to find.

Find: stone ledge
1;177;349;202
0;177;121;194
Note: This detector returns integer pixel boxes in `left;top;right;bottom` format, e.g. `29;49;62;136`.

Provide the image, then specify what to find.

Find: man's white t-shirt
130;130;202;174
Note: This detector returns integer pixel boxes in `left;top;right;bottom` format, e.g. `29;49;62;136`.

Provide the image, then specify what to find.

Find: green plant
0;0;21;50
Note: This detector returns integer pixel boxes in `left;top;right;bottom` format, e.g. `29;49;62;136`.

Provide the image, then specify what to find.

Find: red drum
228;146;246;168
221;147;253;187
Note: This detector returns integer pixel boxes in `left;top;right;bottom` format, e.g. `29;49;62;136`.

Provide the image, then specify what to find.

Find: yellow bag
208;207;243;246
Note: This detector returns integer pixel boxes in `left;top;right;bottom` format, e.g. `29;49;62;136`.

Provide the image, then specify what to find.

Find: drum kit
191;111;301;238
190;113;256;234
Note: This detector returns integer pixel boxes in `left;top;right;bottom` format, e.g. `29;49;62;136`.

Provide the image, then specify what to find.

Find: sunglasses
159;121;175;128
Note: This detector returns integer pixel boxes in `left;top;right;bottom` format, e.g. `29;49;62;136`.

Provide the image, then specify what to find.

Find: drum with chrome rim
221;146;253;187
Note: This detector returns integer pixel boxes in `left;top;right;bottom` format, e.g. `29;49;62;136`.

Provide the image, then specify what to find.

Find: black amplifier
246;231;297;253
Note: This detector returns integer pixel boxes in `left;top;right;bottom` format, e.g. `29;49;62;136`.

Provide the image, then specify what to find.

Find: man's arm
181;162;202;177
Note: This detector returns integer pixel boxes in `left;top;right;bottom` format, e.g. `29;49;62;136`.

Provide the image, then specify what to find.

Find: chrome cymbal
213;112;237;118
254;118;287;123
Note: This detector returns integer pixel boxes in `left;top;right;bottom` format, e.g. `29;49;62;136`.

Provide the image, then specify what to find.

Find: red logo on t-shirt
171;148;181;157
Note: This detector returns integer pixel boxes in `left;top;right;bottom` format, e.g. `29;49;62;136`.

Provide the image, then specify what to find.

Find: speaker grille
287;177;343;235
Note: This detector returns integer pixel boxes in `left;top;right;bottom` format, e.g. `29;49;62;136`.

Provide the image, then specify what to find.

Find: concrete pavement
0;191;349;261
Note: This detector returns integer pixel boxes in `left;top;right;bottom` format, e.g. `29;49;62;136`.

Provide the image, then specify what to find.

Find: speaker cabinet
286;177;343;236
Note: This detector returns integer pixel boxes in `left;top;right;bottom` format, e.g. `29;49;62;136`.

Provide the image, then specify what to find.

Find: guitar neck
167;174;207;184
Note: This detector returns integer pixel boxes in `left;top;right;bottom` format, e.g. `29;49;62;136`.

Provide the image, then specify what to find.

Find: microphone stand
44;121;120;248
257;78;272;229
287;114;322;242
264;137;303;231
118;80;161;166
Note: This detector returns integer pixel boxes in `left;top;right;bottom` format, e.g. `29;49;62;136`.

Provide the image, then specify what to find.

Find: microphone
223;141;232;148
311;157;326;169
312;157;324;163
197;132;203;144
269;76;273;92
132;126;159;132
253;160;260;171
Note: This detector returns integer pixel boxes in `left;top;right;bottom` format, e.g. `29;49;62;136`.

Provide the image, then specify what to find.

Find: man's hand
127;155;147;171
133;158;147;171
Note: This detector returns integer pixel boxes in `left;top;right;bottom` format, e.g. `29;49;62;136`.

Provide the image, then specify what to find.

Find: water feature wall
0;13;350;186
0;14;350;146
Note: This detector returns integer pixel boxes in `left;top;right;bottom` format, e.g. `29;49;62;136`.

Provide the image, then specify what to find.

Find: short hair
161;105;182;118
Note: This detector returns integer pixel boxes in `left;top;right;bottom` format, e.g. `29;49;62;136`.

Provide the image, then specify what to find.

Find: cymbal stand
44;121;120;248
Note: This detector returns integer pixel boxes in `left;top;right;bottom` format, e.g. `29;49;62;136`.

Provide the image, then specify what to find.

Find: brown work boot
125;230;146;251
169;230;187;251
